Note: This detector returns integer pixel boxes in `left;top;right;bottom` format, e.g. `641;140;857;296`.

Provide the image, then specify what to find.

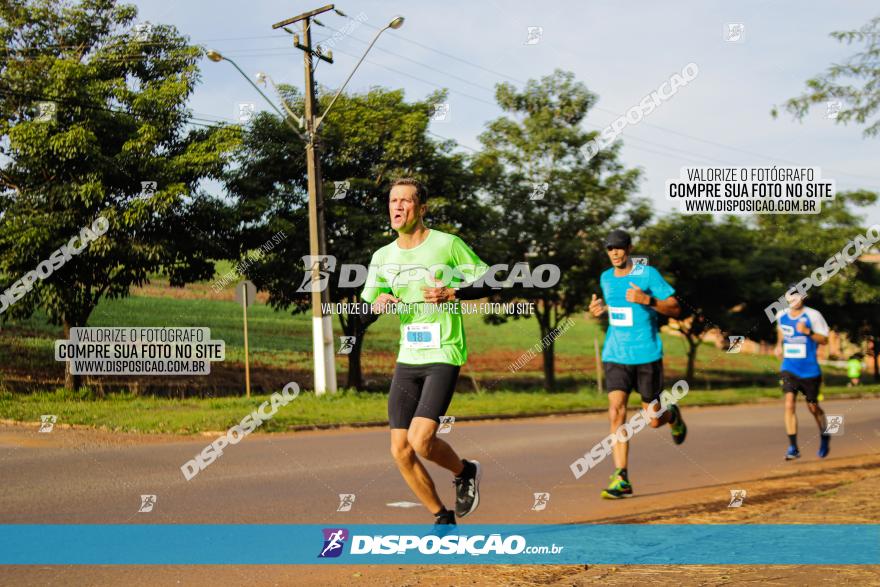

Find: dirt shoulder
308;453;880;586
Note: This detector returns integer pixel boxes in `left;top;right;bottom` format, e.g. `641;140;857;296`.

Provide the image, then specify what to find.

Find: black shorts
781;371;821;403
604;359;664;403
388;362;460;429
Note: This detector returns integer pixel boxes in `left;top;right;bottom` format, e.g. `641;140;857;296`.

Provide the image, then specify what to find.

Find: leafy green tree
774;13;880;379
774;15;880;136
639;214;757;381
641;194;880;383
472;70;644;390
0;0;240;390
226;87;488;389
744;192;880;380
819;275;880;382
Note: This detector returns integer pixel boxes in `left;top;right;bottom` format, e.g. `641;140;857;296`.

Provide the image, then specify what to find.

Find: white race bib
608;306;634;327
783;342;807;359
403;323;441;349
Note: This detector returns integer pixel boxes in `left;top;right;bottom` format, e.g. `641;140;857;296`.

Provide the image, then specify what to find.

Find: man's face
389;184;424;232
785;290;805;310
606;245;630;268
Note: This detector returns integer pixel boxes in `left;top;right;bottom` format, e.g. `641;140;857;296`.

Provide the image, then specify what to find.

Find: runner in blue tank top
588;229;684;499
774;287;831;460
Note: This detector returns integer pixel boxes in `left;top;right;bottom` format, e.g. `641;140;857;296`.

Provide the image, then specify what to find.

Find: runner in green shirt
361;178;489;526
847;354;863;387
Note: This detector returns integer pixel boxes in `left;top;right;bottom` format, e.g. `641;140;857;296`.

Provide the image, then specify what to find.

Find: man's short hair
390;177;428;205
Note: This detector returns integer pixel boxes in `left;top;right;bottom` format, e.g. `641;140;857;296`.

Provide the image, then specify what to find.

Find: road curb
3;391;877;436
283;390;880;432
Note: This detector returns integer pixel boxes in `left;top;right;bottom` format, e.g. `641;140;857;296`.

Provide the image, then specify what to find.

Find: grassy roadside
0;293;810;384
1;384;876;434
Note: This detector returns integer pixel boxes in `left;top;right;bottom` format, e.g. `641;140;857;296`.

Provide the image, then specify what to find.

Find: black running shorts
388;362;461;429
603;359;664;403
781;370;822;403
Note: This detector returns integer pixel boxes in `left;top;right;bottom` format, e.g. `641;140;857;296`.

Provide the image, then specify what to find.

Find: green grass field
1;288;794;384
1;282;874;432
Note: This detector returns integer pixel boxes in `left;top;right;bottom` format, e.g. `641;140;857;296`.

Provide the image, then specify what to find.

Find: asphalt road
1;397;878;525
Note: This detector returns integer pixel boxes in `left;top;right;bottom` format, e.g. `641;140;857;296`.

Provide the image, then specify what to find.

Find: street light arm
224;57;287;120
215;54;309;141
315;24;391;131
263;75;305;128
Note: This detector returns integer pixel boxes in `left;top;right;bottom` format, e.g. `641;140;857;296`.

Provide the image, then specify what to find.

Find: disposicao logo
318;528;349;558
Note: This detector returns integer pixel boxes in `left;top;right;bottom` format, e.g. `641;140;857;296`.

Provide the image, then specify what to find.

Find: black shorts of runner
604;359;664;403
388;362;461;429
781;370;822;403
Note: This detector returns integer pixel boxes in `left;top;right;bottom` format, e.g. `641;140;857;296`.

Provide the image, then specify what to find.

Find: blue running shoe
785;445;801;460
818;434;830;458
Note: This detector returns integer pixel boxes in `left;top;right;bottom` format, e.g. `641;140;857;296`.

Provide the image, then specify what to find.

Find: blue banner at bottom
1;524;876;565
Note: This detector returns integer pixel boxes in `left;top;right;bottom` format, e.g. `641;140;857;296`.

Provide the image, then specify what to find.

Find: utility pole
272;5;338;395
261;6;402;395
212;9;402;396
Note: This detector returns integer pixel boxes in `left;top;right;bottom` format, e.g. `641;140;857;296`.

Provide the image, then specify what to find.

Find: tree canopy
0;0;240;389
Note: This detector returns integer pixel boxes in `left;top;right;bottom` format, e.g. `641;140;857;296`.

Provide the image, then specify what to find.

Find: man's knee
390;437;414;463
784;393;796;410
807;401;821;414
407;431;434;458
608;403;626;425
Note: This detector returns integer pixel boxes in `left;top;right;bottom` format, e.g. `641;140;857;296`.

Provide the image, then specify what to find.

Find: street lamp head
255;72;267;85
389;16;404;30
206;49;224;62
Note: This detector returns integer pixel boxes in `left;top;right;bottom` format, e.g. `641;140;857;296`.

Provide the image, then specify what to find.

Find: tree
472;69;644;390
774;15;880;136
774;13;880;379
0;0;240;390
752;191;880;381
639;215;758;381
820;273;880;382
226;86;487;389
737;192;880;374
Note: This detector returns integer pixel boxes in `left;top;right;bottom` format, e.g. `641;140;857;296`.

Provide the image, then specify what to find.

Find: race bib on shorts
608;306;633;327
783;342;807;359
403;323;441;349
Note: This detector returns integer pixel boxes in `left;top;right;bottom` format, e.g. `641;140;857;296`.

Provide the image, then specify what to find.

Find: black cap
604;229;631;249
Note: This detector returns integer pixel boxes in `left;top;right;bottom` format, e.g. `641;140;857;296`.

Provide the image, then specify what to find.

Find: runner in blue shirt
588;229;684;499
774;287;831;460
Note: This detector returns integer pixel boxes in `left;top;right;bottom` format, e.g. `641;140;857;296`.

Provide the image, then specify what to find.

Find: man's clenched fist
588;293;606;317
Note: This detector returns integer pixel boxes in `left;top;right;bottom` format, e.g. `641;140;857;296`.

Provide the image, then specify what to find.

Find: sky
133;0;880;225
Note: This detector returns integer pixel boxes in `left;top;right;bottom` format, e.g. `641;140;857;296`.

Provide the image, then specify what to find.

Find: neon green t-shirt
847;358;862;379
360;229;487;366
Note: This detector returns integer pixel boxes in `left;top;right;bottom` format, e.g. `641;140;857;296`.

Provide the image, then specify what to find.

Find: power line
0;88;226;130
427;131;479;152
324;45;498;108
14;17;877;187
316;27;850;174
342;14;525;86
319;24;496;97
336;13;880;186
